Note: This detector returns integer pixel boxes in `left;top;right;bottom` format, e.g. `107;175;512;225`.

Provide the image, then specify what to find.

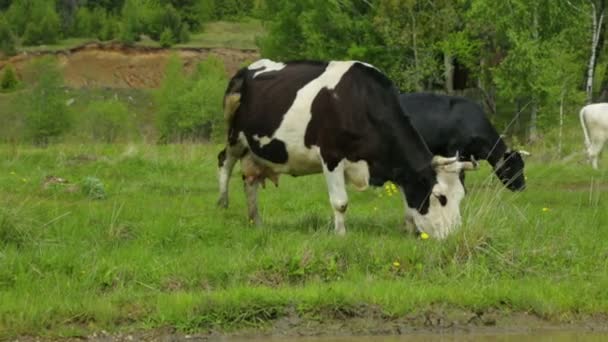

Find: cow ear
435;194;447;206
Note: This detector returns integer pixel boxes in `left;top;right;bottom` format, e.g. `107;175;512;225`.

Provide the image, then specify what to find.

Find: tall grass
0;141;606;338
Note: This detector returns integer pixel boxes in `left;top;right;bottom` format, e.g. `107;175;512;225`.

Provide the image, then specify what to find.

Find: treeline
257;0;607;141
0;0;261;53
0;55;228;145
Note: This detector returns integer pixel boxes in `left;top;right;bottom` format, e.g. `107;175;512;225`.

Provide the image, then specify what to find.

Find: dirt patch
0;42;259;88
8;309;608;341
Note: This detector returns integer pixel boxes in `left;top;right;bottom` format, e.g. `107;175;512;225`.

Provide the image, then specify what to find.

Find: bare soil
0;42;259;88
8;309;608;341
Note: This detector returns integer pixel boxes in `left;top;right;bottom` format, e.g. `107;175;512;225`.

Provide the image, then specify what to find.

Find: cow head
402;155;479;239
494;149;527;191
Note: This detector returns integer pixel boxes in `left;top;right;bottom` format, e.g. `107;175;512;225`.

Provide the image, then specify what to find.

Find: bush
0;65;18;91
155;54;228;143
81;177;106;200
100;15;119;41
82;99;132;143
159;27;174;47
25;57;71;145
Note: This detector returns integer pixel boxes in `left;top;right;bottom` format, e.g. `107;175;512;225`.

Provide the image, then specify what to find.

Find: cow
580;103;608;169
399;93;528;191
216;59;479;239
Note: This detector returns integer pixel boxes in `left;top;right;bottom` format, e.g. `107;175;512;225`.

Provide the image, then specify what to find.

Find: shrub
81;177;106;200
25;57;71;145
0;64;18;91
159;27;174;47
82;99;132;143
155;54;228;143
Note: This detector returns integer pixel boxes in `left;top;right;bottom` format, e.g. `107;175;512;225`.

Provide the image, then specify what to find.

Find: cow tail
223;67;247;122
579;106;591;148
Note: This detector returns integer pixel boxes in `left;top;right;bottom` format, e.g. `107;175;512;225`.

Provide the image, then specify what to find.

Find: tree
119;0;140;44
0;15;16;56
25;57;70;145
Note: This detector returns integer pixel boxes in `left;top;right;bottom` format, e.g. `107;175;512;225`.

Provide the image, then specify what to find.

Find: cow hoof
217;197;228;208
248;217;262;226
334;228;346;236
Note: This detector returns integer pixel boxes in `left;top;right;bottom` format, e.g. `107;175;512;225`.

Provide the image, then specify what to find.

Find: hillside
0;21;262;89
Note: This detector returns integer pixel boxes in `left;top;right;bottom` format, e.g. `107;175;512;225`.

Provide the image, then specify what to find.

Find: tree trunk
586;2;604;104
444;52;454;95
410;11;423;91
558;90;565;156
528;6;540;141
529;101;538;142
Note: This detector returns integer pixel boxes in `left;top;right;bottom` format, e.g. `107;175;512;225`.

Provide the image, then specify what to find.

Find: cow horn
519;150;531;157
431;155;458;167
461;161;479;171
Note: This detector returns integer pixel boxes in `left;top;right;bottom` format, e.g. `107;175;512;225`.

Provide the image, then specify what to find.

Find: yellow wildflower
392;261;400;267
10;171;16;175
542;207;550;212
420;232;430;240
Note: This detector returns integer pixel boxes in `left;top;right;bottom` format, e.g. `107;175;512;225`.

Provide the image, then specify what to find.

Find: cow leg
588;140;604;169
400;186;417;235
322;160;348;236
217;147;239;208
244;179;262;226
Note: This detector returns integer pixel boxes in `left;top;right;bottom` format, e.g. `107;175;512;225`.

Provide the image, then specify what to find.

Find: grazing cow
399;93;528;191
217;59;479;239
580;103;608;169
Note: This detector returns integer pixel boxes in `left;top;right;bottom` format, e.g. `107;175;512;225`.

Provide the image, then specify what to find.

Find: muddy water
234;332;608;342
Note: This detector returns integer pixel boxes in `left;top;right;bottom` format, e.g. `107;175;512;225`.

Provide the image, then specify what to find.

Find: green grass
0;141;607;339
179;20;264;50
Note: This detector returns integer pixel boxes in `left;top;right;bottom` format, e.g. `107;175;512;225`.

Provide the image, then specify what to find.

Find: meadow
1;133;607;338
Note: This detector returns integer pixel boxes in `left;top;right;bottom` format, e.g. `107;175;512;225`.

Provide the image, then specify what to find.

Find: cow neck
486;138;508;168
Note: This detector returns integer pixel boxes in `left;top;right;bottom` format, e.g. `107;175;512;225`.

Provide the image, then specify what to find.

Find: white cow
580;103;608;169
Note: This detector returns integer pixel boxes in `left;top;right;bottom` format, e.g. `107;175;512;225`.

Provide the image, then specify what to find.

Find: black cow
217;59;478;239
399;93;528;191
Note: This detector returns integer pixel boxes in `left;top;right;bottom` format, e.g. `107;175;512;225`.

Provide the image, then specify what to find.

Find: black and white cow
399;93;528;191
217;59;478;239
580;103;608;169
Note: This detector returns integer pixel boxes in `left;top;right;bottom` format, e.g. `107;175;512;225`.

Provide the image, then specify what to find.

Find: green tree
25;57;70;146
119;0;140;44
0;15;16;56
74;6;93;37
21;3;61;45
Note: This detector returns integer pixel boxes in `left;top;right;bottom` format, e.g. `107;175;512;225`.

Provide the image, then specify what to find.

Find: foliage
155;54;227;142
159;27;174;47
18;1;61;45
23;57;70;145
0;15;16;56
119;0;140;44
81;176;106;200
82;100;132;143
0;64;18;91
